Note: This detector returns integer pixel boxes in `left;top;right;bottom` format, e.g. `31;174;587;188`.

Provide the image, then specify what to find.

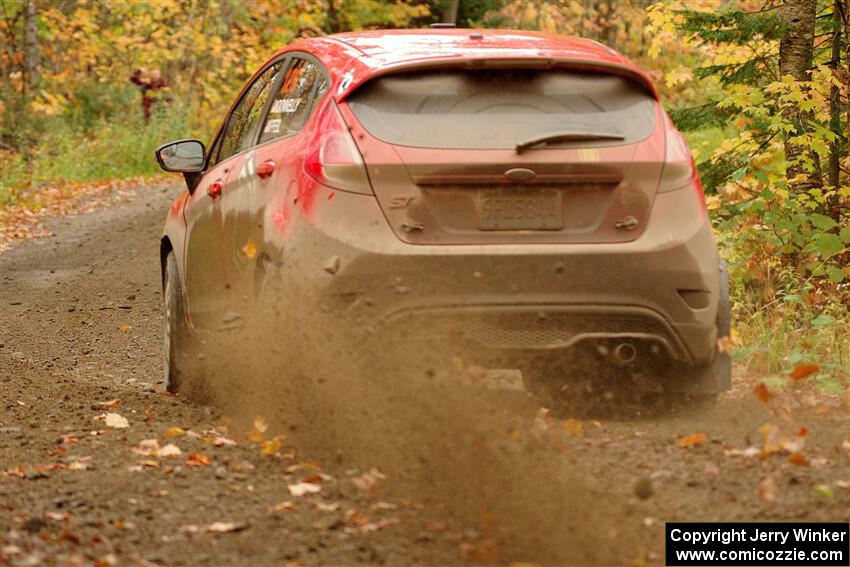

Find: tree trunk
23;0;39;92
326;0;341;33
827;0;842;193
779;0;819;190
441;0;460;25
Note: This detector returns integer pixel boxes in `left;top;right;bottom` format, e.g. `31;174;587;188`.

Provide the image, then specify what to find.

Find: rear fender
160;191;189;291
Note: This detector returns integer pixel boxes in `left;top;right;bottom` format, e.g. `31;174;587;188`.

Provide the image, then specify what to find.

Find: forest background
1;0;848;389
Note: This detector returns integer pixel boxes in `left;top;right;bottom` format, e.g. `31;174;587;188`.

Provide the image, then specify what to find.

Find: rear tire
712;258;732;390
164;251;193;394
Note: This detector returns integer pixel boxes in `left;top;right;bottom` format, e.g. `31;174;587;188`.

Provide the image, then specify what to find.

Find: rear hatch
341;66;665;245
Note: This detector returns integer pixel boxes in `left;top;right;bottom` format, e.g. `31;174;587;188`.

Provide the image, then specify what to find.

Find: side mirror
155;139;206;173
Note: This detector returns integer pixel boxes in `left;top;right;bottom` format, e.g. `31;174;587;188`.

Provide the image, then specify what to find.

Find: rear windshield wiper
515;131;625;154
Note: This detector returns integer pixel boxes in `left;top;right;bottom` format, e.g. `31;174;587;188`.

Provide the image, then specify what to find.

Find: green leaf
809;214;837;231
815;233;843;257
811;314;834;328
812;484;834;501
826;266;846;283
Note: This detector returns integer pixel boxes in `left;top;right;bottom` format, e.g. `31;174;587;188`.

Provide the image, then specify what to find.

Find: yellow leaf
165;427;187;438
247;415;268;443
563;419;583;437
119;324;131;333
260;435;284;456
242;240;257;259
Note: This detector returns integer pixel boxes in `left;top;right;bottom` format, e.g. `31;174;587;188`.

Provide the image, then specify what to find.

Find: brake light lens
304;102;373;195
658;121;707;210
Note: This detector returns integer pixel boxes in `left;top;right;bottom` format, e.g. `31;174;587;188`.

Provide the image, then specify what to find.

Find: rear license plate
478;188;563;230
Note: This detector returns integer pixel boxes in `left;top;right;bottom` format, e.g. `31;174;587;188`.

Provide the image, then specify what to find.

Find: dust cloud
176;287;717;565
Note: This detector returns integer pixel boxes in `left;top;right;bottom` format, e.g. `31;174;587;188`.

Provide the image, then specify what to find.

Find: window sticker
263;118;282;134
271;97;300;114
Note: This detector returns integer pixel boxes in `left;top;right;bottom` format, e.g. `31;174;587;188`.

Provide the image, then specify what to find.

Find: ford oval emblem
504;168;536;182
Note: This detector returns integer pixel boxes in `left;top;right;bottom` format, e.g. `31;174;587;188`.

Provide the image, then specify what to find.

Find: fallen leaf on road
135;439;160;454
842;438;850;454
760;422;804;456
790;362;819;380
758;474;778;502
345;508;370;527
286;462;319;473
563;419;583;437
812;484;833;501
314;502;340;512
95;413;129;429
788;452;808;466
158;444;182;457
96;399;121;409
677;433;707;448
260;435;283;456
247;416;268;443
753;383;772;404
165;427;187;438
60;531;81;544
185;453;211;467
67;461;89;471
268;501;297;513
351;468;386;495
133;439;181;458
119;324;131;333
211;435;237;447
810;457;833;468
288;482;322;497
725;446;760;458
207;521;248;533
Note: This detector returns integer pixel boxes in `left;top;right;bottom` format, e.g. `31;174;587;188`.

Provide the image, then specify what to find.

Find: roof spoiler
335;57;659;102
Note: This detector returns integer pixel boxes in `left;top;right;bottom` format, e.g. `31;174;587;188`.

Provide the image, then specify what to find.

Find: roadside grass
730;268;850;393
1;105;194;210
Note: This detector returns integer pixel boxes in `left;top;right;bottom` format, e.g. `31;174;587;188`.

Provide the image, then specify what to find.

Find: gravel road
1;183;848;567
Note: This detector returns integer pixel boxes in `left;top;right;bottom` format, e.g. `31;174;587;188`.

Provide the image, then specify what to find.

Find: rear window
347;69;657;150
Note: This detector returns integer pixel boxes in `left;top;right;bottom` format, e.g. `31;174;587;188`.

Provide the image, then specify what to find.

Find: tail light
304;101;373;195
658;118;708;214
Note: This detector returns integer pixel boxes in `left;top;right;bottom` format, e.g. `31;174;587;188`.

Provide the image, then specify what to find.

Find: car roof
274;29;656;99
327;29;621;65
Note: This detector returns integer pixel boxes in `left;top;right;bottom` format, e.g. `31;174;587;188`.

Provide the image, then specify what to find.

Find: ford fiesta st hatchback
155;29;731;411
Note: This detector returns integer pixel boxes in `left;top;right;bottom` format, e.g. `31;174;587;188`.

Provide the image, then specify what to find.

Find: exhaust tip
613;342;637;365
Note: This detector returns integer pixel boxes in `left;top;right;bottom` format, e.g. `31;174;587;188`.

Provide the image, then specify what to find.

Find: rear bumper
267;185;719;365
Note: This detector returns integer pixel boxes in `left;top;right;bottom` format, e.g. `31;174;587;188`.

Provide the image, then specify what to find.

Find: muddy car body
157;29;730;407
